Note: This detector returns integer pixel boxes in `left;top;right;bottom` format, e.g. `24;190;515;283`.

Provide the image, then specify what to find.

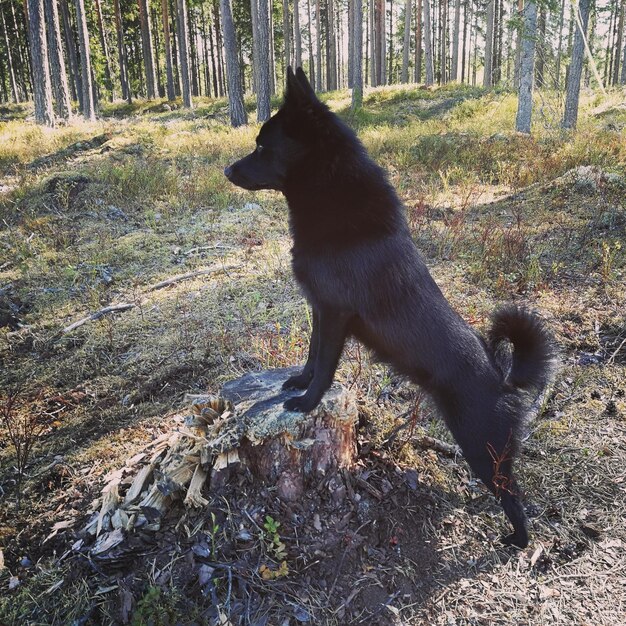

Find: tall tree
306;0;315;88
402;0;412;82
94;0;113;99
44;0;71;119
294;0;302;67
59;0;81;105
177;0;193;106
220;0;246;125
375;0;385;84
535;3;546;87
351;0;363;107
283;0;291;71
554;0;567;88
515;0;537;133
138;0;158;98
562;0;591;129
162;0;176;99
484;0;495;87
113;0;131;102
415;0;422;82
316;0;322;89
422;0;434;84
27;0;55;125
369;0;376;85
327;0;337;89
253;0;271;120
451;0;461;80
75;0;95;119
612;0;624;84
1;4;20;102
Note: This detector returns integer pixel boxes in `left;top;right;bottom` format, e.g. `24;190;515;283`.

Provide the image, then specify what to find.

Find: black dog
225;68;555;548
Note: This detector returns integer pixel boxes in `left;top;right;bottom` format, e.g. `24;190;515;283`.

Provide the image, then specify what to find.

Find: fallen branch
416;435;460;457
148;264;240;291
62;303;134;334
62;264;241;334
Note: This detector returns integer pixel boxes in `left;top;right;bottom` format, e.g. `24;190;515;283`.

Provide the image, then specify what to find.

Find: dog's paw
282;373;312;390
283;395;317;413
502;531;528;549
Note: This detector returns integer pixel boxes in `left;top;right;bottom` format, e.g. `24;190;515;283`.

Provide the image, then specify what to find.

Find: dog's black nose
224;165;233;180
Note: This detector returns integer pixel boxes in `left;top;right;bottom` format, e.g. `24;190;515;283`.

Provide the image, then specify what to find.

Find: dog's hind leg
283;309;319;390
283;308;350;413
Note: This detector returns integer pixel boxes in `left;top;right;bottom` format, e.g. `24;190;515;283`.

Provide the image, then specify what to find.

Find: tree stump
220;367;358;501
81;368;358;558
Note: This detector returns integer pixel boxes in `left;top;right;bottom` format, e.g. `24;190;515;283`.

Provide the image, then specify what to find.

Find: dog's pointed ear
285;66;317;109
295;67;317;101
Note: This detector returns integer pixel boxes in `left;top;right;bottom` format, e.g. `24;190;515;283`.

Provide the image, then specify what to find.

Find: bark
283;0;290;71
138;0;158;98
461;0;469;82
513;0;522;86
327;0;337;89
612;0;624;85
375;0;384;84
307;0;315;88
113;0;131;102
268;0;276;94
388;0;393;83
220;0;246;125
162;0;176;99
484;0;495;87
253;0;271;121
200;3;211;96
562;0;591;129
94;0;113;100
439;0;446;83
44;0;71;118
415;0;422;82
535;3;546;87
351;0;363;108
294;0;302;67
187;6;199;96
422;0;434;85
152;6;163;96
315;0;322;89
176;0;193;107
402;0;411;82
451;0;460;80
554;0;567;88
27;0;54;125
1;5;20;102
74;0;95;119
515;0;537;134
369;0;375;85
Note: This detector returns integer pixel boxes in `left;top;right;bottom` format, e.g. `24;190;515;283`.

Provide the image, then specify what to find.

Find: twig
607;336;626;365
62;303;134;333
148;265;240;291
416;435;461;458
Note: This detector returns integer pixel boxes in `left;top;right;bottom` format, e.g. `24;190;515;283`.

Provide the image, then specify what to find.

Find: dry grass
0;85;625;624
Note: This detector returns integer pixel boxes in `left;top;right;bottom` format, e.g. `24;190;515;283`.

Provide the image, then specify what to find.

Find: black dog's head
224;67;324;192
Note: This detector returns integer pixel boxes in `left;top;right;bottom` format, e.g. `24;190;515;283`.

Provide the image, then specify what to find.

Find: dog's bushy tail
489;305;556;395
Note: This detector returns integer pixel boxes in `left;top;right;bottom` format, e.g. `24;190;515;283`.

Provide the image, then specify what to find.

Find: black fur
225;67;556;548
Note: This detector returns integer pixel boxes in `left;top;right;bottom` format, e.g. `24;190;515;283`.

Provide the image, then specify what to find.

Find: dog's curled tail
489;305;556;394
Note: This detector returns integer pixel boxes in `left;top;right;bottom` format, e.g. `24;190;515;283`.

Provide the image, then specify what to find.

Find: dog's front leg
283;308;349;412
282;308;319;390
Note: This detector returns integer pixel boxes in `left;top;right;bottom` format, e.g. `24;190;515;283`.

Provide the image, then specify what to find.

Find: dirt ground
1;87;625;625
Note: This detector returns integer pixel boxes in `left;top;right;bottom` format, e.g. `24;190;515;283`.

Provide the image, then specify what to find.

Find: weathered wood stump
82;368;358;557
220;368;358;500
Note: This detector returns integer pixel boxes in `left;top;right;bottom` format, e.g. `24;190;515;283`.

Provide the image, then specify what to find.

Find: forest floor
1;85;625;625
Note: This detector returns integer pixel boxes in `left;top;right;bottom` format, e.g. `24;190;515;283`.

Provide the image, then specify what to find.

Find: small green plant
600;240;621;283
262;515;287;561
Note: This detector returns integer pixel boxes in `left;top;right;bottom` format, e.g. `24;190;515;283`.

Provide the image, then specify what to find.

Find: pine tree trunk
461;0;469;82
59;0;81;106
94;0;113;100
219;0;246;125
162;0;176;99
1;5;20;102
200;3;211;96
138;0;158;98
113;0;131;102
43;0;71;118
515;0;537;133
307;0;315;88
422;0;434;84
268;0;276;94
375;0;384;84
369;0;376;85
483;0;494;87
439;0;446;83
612;0;624;85
187;8;199;96
283;0;290;72
74;0;95;119
176;0;193;106
294;0;302;67
316;0;322;89
554;0;566;88
254;0;271;120
351;0;363;108
402;0;411;82
388;0;394;83
26;0;54;125
450;0;460;80
535;3;545;87
327;0;337;89
415;0;422;82
562;0;590;129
